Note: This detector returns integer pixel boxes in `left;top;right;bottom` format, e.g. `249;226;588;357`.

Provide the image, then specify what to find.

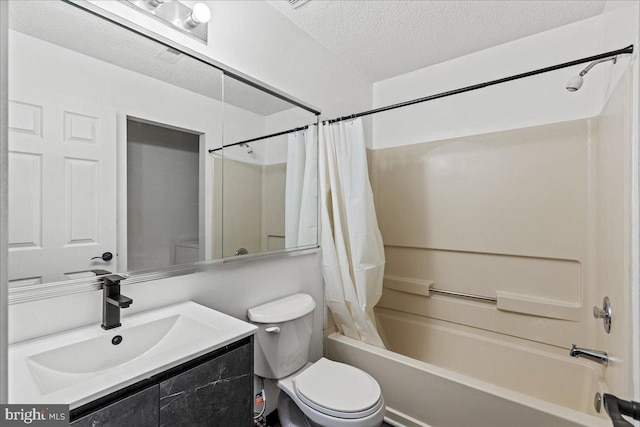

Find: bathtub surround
594;69;633;397
357;63;633;427
320;118;385;348
327;334;610;427
357;5;638;424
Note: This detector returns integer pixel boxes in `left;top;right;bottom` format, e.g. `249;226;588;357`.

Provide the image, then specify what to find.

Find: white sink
9;301;257;408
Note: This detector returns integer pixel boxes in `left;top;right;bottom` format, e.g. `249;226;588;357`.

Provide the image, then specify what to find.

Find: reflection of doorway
8;94;117;286
126;119;200;271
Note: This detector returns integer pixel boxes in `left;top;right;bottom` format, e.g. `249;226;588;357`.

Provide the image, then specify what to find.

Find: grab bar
383;276;581;320
429;287;497;303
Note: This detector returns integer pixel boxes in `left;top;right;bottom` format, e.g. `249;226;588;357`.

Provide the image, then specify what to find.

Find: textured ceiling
267;0;608;82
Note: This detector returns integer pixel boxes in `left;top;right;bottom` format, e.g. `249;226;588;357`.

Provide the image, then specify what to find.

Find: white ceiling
267;0;608;82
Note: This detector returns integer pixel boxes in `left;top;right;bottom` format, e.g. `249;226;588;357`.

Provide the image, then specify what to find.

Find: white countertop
9;301;257;409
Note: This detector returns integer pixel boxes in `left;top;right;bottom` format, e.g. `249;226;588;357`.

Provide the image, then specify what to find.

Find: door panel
8;91;117;285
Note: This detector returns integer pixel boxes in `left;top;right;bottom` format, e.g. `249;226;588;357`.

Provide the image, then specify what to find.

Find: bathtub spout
570;344;608;367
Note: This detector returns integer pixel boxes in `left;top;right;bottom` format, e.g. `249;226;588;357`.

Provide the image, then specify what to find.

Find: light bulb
185;3;211;27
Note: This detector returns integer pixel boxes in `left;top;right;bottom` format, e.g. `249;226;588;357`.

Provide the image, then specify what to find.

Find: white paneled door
8;92;117;286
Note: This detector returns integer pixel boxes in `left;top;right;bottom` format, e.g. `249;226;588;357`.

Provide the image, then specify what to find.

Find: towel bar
429;287;497;303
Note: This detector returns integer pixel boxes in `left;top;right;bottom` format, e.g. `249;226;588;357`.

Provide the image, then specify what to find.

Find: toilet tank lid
248;294;316;323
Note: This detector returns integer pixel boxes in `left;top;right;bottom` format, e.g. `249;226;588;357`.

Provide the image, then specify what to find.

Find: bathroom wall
372;5;637;149
0;0;8;404
85;0;372;120
369;2;639;402
8;0;372;414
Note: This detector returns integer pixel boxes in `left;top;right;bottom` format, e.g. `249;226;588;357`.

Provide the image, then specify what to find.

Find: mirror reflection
222;126;318;257
221;75;318;258
7;1;318;292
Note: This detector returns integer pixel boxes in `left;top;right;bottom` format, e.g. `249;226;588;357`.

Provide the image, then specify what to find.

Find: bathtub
326;309;612;427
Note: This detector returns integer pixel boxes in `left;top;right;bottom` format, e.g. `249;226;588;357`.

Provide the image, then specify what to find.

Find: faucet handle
593;296;612;333
107;294;133;308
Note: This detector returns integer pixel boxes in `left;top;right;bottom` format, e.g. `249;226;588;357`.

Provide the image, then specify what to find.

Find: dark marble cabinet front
71;386;158;427
70;338;253;427
159;343;253;427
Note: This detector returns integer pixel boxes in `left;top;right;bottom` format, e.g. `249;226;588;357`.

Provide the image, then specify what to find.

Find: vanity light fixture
124;0;210;43
185;3;211;27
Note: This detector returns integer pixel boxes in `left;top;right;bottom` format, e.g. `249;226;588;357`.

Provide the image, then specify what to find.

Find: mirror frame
7;0;321;305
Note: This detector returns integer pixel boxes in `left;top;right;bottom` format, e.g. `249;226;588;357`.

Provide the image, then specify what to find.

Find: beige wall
595;70;632;396
262;163;286;252
370;71;632;397
223;160;263;256
223;161;287;257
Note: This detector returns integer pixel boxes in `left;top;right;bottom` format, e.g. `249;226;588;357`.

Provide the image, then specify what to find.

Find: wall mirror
221;75;318;258
6;0;319;301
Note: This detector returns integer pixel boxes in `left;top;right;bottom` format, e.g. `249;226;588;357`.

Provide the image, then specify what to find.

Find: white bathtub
326;311;612;427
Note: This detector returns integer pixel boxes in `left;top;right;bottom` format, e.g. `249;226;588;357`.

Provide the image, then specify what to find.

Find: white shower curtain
285;126;318;248
319;118;385;348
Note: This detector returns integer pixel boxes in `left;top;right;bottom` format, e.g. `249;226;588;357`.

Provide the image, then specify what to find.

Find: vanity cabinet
70;338;253;427
159;343;253;427
71;386;158;427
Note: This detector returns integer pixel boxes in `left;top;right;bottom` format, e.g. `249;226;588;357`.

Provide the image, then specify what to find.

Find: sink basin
28;315;180;376
9;301;257;408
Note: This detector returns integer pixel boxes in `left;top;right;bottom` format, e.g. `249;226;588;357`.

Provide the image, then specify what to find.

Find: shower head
566;75;584;92
239;143;253;155
566;56;617;92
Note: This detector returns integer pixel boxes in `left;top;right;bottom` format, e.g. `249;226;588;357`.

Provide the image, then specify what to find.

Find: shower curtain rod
323;44;634;125
208;125;310;153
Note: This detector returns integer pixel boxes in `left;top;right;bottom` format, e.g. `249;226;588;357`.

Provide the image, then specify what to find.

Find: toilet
248;293;385;427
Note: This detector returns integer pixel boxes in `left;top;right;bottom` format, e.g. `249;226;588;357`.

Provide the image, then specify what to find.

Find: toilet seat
293;358;382;419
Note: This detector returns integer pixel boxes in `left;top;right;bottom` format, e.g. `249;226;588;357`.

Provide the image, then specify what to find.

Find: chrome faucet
570;344;608;367
101;274;132;330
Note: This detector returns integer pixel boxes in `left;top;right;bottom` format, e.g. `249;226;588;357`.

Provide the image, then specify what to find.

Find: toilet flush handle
265;326;280;334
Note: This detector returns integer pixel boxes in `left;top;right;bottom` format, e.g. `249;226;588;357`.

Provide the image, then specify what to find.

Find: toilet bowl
277;358;385;427
248;294;385;427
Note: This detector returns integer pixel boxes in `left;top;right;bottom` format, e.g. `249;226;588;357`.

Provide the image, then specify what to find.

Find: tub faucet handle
593;296;612;333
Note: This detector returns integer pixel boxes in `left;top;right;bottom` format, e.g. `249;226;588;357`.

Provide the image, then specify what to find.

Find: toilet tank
248;294;316;379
